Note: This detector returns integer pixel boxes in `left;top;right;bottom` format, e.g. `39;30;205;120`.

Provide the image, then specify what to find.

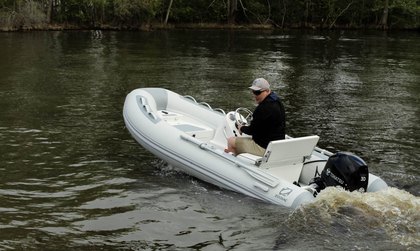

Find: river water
0;30;419;250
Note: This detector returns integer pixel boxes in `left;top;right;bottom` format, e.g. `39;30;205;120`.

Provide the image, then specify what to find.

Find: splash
152;159;181;177
290;187;419;247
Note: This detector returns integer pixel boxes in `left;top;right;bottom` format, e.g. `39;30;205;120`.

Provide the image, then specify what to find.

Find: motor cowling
310;152;369;194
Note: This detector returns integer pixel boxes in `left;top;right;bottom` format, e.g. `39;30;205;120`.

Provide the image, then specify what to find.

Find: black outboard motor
309;152;369;195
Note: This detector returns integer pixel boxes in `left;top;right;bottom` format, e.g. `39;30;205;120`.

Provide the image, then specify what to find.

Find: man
225;78;286;156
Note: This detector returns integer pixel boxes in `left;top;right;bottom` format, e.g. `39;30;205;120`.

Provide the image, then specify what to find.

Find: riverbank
1;22;419;32
0;22;279;32
2;0;418;32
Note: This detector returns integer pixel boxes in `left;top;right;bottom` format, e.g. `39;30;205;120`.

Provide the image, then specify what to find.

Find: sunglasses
252;90;264;96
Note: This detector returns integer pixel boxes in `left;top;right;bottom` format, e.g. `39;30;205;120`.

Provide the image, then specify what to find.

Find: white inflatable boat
123;88;388;208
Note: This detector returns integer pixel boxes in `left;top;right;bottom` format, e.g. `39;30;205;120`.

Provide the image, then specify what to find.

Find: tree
1;0;419;30
164;0;173;24
379;0;389;28
227;0;237;24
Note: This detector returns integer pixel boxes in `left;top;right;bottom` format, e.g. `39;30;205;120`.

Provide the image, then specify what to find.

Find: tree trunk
281;0;286;28
46;0;54;24
265;0;271;24
227;0;237;24
379;0;389;29
304;0;309;27
164;0;173;25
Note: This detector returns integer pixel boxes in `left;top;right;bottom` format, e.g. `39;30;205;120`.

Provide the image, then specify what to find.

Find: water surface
0;30;419;250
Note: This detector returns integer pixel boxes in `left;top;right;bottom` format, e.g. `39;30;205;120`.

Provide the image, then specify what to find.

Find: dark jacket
240;92;286;148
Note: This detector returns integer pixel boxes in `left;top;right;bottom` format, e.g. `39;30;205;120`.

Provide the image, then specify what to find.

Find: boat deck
158;110;216;141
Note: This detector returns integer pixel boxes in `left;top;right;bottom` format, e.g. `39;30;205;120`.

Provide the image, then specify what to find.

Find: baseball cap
249;78;270;91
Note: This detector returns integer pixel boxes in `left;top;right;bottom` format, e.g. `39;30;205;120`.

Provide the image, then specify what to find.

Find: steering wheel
234;107;253;127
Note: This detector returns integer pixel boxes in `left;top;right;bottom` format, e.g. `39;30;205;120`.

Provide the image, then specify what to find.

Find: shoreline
0;23;278;32
1;22;419;32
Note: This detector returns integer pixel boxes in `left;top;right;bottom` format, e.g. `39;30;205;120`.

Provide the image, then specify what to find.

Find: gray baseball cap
249;78;270;91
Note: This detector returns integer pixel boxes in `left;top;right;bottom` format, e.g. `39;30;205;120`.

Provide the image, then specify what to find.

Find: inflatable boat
123;88;388;208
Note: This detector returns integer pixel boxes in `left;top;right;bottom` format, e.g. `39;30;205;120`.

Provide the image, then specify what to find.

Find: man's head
249;78;271;103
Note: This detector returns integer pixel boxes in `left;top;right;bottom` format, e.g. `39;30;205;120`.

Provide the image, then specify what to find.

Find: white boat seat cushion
260;135;319;183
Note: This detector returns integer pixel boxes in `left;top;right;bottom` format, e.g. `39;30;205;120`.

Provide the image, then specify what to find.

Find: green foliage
0;0;418;30
166;0;226;23
0;0;46;30
20;0;46;25
112;0;160;23
387;0;420;27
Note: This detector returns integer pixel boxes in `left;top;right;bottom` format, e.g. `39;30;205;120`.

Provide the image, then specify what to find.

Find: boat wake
289;187;419;247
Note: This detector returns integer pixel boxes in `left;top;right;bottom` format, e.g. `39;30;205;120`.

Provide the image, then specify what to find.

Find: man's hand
235;123;243;135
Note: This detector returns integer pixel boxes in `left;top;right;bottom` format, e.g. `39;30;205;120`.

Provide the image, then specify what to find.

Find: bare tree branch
164;0;173;25
329;1;353;29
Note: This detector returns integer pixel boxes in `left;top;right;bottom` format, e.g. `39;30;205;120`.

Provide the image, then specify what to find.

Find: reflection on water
0;30;419;250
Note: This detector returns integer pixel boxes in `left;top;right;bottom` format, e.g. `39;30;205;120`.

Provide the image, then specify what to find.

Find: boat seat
260;135;319;183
